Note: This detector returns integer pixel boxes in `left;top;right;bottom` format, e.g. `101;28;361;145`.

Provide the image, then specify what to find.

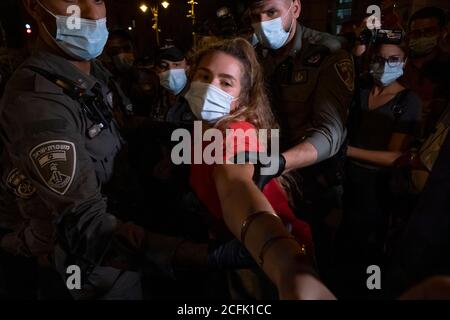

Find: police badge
29;140;76;195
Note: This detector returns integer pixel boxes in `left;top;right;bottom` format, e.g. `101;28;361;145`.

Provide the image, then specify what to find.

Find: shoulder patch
6;168;36;199
302;41;330;67
334;59;354;92
29;140;76;195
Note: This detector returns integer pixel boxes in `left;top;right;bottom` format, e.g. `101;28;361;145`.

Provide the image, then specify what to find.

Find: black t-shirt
350;86;422;151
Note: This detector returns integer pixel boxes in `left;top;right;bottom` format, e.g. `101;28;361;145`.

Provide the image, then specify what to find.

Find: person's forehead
378;45;404;57
410;17;440;31
250;0;290;13
199;52;242;75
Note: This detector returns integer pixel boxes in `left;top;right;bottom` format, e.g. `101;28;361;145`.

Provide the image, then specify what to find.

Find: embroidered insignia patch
6;168;36;199
334;59;355;92
29;140;76;195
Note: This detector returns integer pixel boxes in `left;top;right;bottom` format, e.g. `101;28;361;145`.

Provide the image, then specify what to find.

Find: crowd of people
0;0;449;300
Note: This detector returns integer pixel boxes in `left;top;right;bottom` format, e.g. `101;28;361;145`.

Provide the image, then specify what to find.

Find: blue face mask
370;62;404;87
37;0;109;61
252;3;294;50
159;69;187;95
185;81;236;123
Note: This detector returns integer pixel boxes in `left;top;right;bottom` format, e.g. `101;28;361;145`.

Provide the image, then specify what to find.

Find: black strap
25;65;86;100
24;65;112;131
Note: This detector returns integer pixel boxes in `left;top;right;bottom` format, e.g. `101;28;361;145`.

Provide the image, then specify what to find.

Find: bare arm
347;133;413;167
283;142;318;173
213;163;335;299
347;148;402;167
283;50;354;173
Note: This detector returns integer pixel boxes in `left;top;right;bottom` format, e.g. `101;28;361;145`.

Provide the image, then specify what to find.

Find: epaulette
301;40;331;67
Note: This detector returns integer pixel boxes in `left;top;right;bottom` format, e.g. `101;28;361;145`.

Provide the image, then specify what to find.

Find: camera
359;28;404;45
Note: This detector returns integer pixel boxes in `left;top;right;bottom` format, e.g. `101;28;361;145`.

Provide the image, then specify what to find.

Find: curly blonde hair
188;37;278;131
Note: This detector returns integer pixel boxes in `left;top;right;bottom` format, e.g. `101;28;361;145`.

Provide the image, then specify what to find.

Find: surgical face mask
250;33;259;46
112;53;134;73
252;3;294;50
370;62;404;87
409;35;439;57
159;68;187;95
185;81;236;123
37;0;109;61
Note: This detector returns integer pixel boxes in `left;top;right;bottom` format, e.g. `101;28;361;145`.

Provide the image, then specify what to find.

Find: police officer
248;0;355;284
103;29;160;120
0;0;251;299
153;43;193;125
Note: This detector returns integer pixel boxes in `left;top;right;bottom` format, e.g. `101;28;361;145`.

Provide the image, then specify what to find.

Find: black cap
157;45;185;62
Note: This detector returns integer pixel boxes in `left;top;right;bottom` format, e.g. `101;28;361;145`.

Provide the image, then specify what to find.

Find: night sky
0;0;247;55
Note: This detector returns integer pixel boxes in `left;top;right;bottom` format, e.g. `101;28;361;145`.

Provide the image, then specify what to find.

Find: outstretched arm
213;163;335;299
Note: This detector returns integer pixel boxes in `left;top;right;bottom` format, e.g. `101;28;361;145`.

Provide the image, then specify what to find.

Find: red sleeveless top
189;121;313;250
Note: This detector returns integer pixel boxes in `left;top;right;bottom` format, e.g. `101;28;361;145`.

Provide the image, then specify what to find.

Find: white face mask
185;81;236;123
252;3;294;50
37;0;109;61
159;69;187;95
370;62;405;87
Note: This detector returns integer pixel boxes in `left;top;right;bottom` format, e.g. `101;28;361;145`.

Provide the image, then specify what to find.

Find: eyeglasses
372;55;404;67
408;26;440;39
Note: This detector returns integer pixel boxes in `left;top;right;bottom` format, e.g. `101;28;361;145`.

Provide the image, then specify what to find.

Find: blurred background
1;0;449;58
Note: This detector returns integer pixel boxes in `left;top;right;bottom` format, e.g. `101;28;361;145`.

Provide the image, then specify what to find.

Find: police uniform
0;48;182;299
257;23;355;282
165;93;195;126
258;23;353;156
154;45;193;124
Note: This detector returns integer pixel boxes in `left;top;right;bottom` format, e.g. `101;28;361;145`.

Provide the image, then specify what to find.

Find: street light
140;2;169;46
186;0;198;42
139;4;148;13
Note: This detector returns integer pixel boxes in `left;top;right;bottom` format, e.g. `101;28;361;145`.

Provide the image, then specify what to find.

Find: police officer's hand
252;153;286;190
230;152;286;190
207;239;256;271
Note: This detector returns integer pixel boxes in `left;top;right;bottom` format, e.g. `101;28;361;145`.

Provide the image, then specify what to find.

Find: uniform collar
288;23;304;58
31;48;99;91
